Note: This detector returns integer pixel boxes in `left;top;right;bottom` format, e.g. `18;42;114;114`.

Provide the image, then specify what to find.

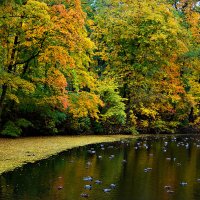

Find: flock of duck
81;175;116;198
57;135;200;199
80;143;118;198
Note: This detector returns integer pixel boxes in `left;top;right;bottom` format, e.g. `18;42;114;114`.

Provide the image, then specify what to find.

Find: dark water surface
1;135;200;200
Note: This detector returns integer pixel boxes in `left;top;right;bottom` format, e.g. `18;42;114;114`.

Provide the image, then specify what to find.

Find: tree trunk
189;107;194;123
0;84;8;124
0;35;18;124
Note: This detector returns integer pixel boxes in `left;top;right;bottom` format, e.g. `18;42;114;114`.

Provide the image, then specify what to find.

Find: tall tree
91;0;199;133
0;0;98;135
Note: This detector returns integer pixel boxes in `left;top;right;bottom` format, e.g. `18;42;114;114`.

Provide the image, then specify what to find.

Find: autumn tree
0;0;127;136
91;0;199;133
173;0;200;130
0;0;97;136
1;0;199;136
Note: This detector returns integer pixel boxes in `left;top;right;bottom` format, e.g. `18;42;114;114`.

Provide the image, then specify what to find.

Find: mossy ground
0;135;138;175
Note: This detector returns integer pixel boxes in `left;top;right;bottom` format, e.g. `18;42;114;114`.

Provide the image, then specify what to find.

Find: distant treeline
0;0;199;137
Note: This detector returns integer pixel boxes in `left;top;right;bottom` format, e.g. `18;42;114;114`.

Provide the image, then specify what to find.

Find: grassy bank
0;135;138;175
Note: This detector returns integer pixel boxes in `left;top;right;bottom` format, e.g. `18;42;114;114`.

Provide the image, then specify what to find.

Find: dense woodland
0;0;199;137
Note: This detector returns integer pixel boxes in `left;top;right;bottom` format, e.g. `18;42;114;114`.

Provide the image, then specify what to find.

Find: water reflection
0;135;200;200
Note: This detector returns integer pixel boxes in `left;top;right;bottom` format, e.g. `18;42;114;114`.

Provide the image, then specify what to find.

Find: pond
0;135;200;200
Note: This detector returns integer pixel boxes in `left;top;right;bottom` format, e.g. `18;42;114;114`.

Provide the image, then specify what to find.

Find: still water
0;135;200;200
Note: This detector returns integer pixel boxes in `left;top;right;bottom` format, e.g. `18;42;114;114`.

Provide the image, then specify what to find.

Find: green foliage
18;99;67;134
2;121;22;137
151;120;180;134
1;119;32;137
69;117;92;134
16;118;33;128
98;79;126;124
125;126;139;135
91;121;104;134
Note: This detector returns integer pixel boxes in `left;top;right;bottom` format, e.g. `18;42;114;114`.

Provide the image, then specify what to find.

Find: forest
0;0;199;137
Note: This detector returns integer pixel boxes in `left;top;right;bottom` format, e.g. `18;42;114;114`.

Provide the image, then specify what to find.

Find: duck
180;182;187;186
84;185;92;190
103;188;111;193
95;180;102;184
110;184;116;188
80;193;89;198
57;186;63;190
83;176;93;181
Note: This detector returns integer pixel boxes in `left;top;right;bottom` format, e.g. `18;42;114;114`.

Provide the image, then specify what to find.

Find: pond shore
0;135;139;175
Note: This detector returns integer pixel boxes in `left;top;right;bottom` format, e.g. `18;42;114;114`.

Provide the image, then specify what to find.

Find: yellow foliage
68;92;104;119
140;120;149;128
130;112;137;126
7;94;19;104
140;105;158;119
193;117;200;128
